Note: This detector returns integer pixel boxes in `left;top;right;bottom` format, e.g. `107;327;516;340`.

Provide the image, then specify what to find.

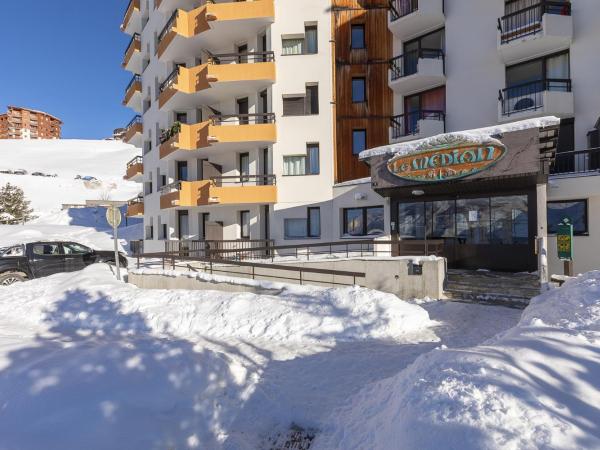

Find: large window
281;24;318;55
352;77;366;103
284;207;321;239
283;143;320;176
548;200;588;235
351;24;365;49
352;129;367;155
343;206;384;237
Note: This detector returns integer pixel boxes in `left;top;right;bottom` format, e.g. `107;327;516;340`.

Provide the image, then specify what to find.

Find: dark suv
0;241;128;285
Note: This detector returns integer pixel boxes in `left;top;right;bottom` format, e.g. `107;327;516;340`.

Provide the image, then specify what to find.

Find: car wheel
0;272;27;286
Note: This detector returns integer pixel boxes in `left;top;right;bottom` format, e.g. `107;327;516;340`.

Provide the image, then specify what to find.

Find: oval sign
387;144;506;183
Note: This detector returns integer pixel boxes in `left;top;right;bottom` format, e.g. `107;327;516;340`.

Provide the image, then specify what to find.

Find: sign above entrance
387;141;506;183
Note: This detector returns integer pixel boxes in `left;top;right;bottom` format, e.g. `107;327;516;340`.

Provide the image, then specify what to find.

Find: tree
0;183;36;224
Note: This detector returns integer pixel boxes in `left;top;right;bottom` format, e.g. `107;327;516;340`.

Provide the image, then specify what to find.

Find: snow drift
313;271;600;450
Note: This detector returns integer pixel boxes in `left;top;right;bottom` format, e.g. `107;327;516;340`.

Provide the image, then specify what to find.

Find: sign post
106;206;122;281
556;217;574;276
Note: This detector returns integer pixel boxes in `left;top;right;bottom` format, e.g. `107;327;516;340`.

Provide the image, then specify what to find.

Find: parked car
0;242;128;286
12;169;27;175
31;172;45;177
81;176;98;182
0;169;13;174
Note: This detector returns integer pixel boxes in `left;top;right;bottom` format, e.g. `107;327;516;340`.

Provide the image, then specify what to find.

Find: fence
551;148;600;175
389;48;445;80
390;110;445;139
498;1;571;44
498;79;571;117
165;239;275;260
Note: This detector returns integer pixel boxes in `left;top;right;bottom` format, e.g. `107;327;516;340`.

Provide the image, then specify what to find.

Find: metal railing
206;51;275;64
551;148;600;175
158;9;178;44
125;74;141;93
390;110;445;139
498;78;571;117
209;113;276;125
389;0;418;21
159;67;179;93
210;174;277;186
126;115;142;130
126;156;143;169
124;33;141;56
390;48;444;80
498;1;571;44
128;195;144;206
166;239;275;260
159;181;182;195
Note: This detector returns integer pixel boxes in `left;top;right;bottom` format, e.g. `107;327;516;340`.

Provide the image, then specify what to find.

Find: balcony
157;0;275;61
498;1;572;65
159;113;277;159
122;75;142;113
388;0;445;41
498;79;573;122
124;156;144;182
123;115;143;147
127;196;145;217
155;0;193;14
122;33;142;73
389;49;445;95
551;148;600;177
121;0;141;35
160;175;277;209
390;110;445;143
159;52;275;109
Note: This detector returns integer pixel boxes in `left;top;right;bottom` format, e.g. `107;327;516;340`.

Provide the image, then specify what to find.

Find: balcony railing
390;110;445;139
390;48;444;80
126;156;143;170
125;74;141;93
498;1;571;44
126;115;143;130
211;175;277;186
498;78;571;117
551;148;600;175
389;0;418;21
158;9;178;45
124;33;141;56
159;67;179;93
159;181;182;195
206;51;275;64
209;113;276;125
128;195;144;206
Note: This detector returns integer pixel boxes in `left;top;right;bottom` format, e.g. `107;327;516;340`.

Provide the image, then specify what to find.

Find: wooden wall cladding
332;0;393;183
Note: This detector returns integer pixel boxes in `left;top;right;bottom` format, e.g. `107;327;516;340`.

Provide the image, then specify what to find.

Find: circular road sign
106;207;122;228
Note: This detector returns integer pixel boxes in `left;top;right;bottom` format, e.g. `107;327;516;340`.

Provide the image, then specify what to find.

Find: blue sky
0;1;134;139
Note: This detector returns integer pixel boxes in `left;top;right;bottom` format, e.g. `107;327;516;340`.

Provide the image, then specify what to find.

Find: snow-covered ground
0;264;525;449
0;139;141;220
313;272;600;450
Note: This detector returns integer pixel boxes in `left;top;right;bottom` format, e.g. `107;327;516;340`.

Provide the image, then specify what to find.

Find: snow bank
0;139;140;220
313;271;600;450
359;116;560;160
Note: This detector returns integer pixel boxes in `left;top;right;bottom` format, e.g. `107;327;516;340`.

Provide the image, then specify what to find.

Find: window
281;24;318;55
160;224;168;240
32;244;62;256
351;24;365;49
352;129;367;155
352;78;366;103
308;207;321;238
282;84;319;116
548;200;588;235
283;144;319;176
284;208;321;239
63;243;92;255
343;206;384;237
240;210;250;239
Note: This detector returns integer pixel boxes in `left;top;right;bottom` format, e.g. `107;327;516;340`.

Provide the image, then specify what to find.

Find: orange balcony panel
122;80;142;107
159;122;210;158
210;123;276;145
121;0;141;33
124;122;143;143
209;185;277;205
125;162;143;180
208;0;274;24
127;201;144;217
123;39;141;68
160;181;211;209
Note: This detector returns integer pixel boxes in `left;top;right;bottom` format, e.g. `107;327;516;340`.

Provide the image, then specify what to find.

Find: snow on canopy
359;116;561;161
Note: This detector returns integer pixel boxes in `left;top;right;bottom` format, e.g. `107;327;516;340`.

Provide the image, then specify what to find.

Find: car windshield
0;245;24;257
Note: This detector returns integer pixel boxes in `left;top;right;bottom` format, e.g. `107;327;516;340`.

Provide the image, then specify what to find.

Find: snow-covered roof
333;177;372;188
359;116;561;161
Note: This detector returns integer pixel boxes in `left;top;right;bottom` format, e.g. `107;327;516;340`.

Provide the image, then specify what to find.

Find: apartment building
0;106;62;139
346;0;600;275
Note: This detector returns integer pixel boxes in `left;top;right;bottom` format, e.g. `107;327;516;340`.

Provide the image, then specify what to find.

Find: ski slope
0;139;141;221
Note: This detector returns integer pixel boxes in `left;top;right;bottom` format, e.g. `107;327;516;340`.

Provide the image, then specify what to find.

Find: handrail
123;0;137;19
124;33;141;56
206;51;275;64
551;147;600;175
126;115;142;129
159;67;179;93
389;0;418;21
390;110;445;139
159;181;182;194
499;78;571;96
390;48;445;80
158;9;178;44
498;78;571;117
125;74;141;93
210;175;277;186
498;1;571;43
209;113;276;125
126;156;143;168
128;195;144;205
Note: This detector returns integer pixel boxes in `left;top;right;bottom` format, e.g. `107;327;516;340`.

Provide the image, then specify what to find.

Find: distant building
112;127;127;140
0;105;62;140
